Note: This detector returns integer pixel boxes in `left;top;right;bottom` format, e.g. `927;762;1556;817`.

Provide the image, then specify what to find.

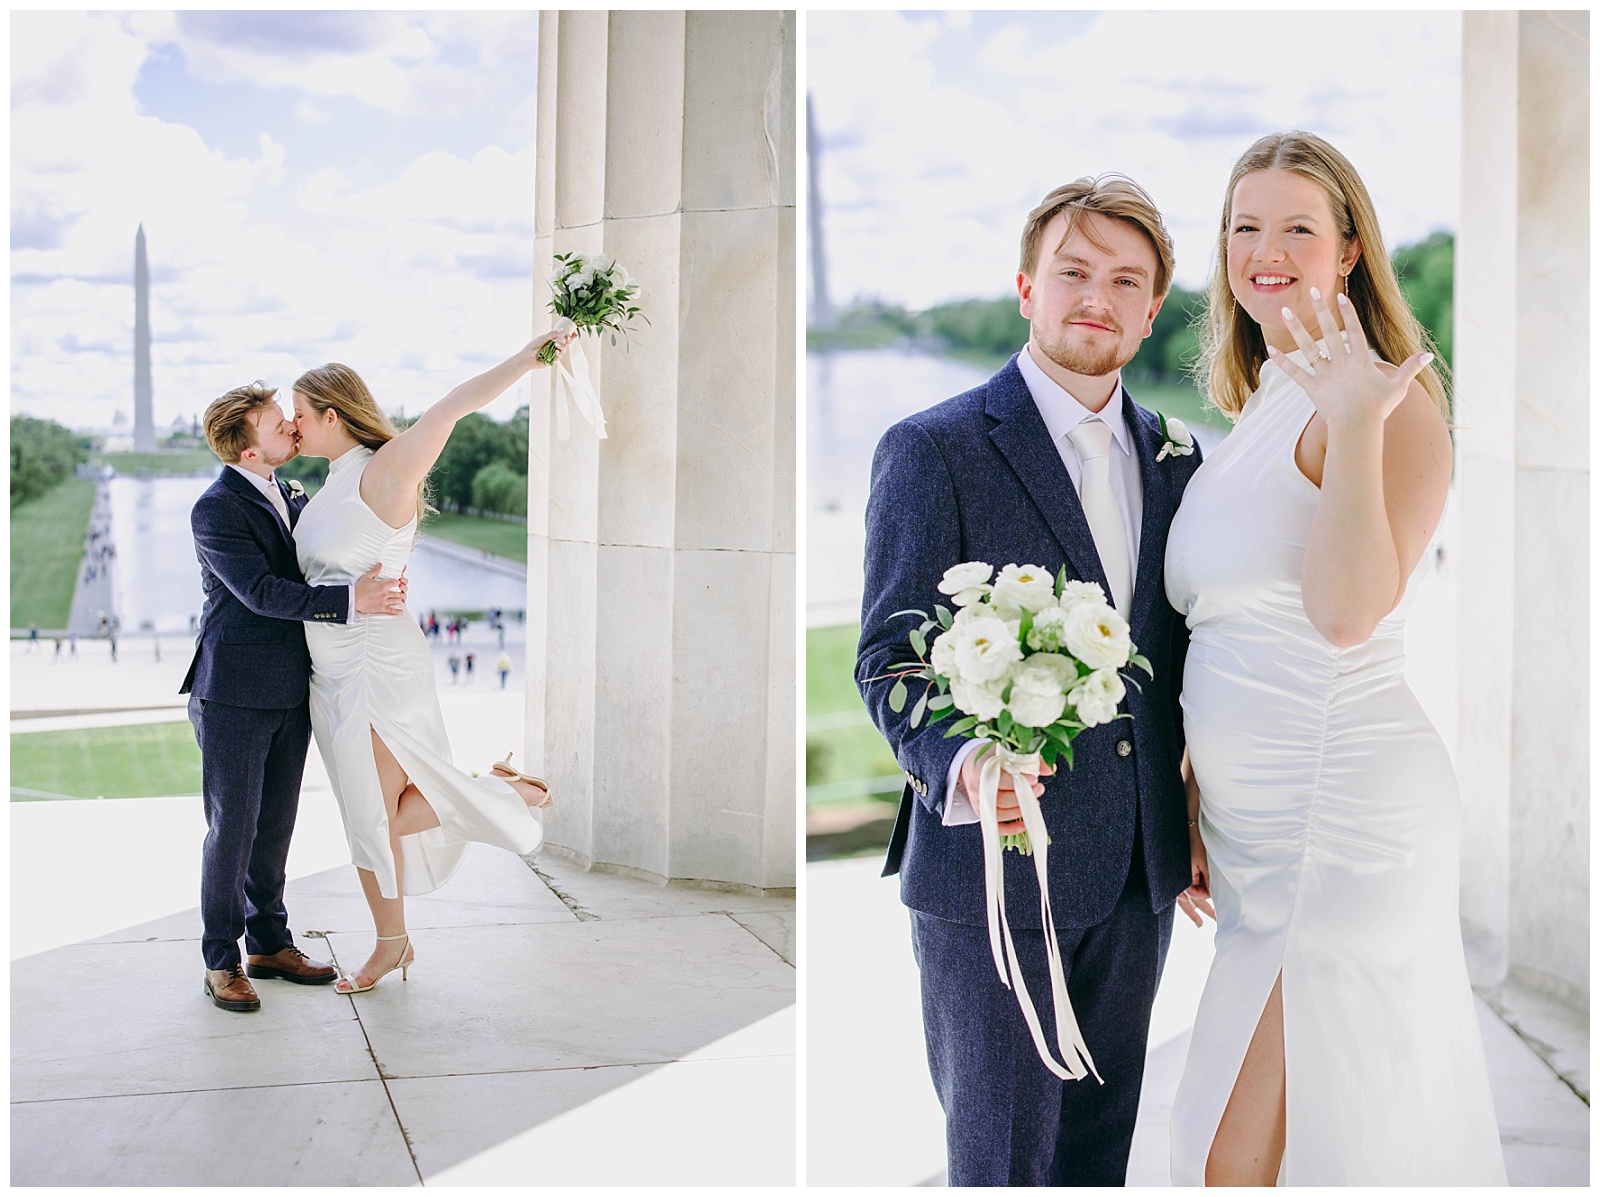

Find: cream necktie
1066;418;1132;613
264;475;291;529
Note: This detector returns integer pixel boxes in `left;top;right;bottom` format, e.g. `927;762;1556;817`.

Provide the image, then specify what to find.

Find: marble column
528;11;796;892
1455;10;1588;1000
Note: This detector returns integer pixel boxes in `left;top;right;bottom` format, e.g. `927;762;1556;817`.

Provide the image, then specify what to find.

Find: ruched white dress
295;446;541;900
1163;350;1505;1184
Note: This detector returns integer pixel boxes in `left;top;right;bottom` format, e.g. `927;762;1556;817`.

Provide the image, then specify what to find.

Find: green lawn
96;448;220;475
10;477;95;629
422;511;527;562
806;622;901;797
10;723;202;801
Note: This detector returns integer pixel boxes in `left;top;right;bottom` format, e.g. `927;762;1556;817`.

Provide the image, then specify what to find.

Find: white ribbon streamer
975;742;1102;1084
549;317;608;442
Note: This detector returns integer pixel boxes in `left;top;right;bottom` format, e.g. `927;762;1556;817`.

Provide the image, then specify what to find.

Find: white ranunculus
1158;415;1196;461
1026;603;1069;652
1008;656;1070;728
951;611;1023;683
1057;579;1108;610
937;561;994;608
1068;666;1126;727
1062;602;1133;670
950;671;1009;722
929;630;960;680
991;563;1057;617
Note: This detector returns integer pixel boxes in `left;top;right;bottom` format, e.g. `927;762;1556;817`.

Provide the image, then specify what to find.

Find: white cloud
11;12;543;432
809;10;1460;308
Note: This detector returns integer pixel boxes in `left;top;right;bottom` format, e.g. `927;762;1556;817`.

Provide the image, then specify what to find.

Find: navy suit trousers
190;696;311;969
910;847;1175;1187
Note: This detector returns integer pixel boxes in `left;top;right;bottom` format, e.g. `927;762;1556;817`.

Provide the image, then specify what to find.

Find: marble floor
10;638;795;1187
808;857;1589;1187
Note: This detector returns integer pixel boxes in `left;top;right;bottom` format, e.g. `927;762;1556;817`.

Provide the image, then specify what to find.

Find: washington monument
133;224;155;452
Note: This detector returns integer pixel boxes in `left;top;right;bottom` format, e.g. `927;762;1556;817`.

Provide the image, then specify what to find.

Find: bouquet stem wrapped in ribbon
878;561;1153;1082
538;251;648;440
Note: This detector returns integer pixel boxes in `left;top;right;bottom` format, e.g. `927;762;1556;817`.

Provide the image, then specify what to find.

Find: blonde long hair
1195;131;1450;421
293;362;434;526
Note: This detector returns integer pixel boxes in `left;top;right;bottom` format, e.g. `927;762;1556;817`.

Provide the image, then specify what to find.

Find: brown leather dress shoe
204;965;261;1012
245;944;337;985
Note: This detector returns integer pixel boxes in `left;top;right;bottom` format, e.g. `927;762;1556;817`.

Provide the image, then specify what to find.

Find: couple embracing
185;331;574;1011
858;132;1507;1185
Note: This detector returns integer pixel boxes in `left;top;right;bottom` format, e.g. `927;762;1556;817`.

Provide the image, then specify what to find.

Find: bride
289;330;574;994
1164;132;1506;1184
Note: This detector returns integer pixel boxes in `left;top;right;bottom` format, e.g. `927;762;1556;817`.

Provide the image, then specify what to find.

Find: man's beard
1034;317;1138;379
261;443;299;469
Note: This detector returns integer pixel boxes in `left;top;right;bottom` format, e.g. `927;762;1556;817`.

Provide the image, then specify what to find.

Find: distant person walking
28;624;38;651
53;636;63;661
68;633;78;660
448;651;461;684
496;652;511;689
464;652;475;684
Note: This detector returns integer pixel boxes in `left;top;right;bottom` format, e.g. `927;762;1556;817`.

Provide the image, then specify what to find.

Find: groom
857;176;1203;1184
183;382;405;1012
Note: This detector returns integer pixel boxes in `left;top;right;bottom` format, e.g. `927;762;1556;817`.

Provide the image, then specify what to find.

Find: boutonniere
285;479;306;499
1156;413;1195;462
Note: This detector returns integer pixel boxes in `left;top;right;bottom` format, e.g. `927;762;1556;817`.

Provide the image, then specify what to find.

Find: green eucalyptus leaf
889;679;907;713
910;690;929;728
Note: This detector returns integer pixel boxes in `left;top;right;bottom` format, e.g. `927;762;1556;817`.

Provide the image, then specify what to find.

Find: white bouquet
537;251;647;364
536;251;647;440
878;560;1152;1083
886;561;1150;853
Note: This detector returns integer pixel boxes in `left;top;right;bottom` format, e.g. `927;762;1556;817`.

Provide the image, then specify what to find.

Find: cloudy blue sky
809;10;1462;311
11;11;543;432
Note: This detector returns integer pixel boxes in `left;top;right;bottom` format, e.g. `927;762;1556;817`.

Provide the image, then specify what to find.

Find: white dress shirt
939;343;1146;825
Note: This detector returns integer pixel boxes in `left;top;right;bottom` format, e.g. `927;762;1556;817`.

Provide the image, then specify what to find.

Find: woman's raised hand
1267;288;1433;428
527;324;579;369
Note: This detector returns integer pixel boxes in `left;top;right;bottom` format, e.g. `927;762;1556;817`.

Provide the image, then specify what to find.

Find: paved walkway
10;637;795;1186
808;857;1589;1187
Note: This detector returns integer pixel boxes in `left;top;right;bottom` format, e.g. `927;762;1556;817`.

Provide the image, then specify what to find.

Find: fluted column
1456;10;1589;999
529;11;796;891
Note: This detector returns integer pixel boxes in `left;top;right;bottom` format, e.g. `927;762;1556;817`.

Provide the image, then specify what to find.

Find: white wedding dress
1163;350;1506;1184
294;446;542;899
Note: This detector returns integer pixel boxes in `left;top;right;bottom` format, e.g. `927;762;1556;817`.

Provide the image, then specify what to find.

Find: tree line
812;231;1455;386
10;417;90;504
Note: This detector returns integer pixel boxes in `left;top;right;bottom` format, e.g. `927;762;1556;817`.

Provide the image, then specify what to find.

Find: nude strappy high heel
492;752;552;807
334;933;413;994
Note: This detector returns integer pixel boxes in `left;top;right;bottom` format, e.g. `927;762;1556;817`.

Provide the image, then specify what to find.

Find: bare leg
340;729;435;989
1205;973;1287;1186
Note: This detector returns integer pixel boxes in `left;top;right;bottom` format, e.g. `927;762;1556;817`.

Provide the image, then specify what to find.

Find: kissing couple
184;329;575;1011
858;132;1506;1185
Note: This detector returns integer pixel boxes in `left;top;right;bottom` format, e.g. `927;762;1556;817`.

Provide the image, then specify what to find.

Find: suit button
1116;740;1133;758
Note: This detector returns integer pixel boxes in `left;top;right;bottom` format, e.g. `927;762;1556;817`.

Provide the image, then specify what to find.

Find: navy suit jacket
857;354;1203;929
180;466;348;709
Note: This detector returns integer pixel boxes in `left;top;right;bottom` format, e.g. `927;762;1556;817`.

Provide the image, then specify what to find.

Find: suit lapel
1123;393;1175;641
985;357;1107;592
220;466;293;548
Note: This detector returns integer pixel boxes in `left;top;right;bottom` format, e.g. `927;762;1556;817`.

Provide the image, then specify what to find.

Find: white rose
950;672;1008;722
1062;602;1132;670
951;611;1023;683
991;563;1057;617
937;561;994;608
1057;579;1108;610
928;630;960;680
1068;666;1126;727
1008;656;1070;728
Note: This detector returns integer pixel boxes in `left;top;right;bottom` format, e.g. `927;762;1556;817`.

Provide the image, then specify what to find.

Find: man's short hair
203;382;279;464
1019;175;1175;298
